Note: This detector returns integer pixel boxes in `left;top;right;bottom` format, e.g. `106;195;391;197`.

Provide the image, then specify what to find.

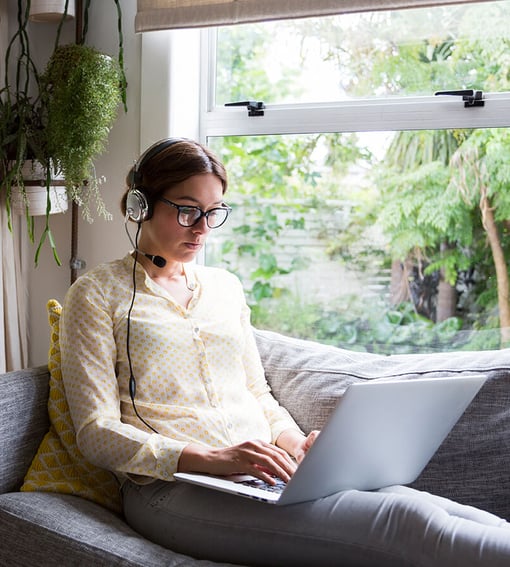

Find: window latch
434;89;484;107
225;100;265;117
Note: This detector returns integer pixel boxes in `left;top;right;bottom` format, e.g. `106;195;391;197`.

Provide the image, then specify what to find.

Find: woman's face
138;172;225;266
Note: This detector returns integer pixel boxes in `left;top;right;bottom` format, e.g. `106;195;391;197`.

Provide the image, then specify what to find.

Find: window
213;2;510;104
154;0;510;352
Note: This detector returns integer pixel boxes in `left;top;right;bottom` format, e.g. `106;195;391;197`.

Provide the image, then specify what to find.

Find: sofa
1;328;510;566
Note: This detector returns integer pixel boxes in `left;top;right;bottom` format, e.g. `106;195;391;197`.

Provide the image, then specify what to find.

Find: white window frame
199;26;510;137
141;27;510;149
203;92;510;136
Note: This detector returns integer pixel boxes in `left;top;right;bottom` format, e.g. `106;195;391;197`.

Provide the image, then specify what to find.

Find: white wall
10;0;142;365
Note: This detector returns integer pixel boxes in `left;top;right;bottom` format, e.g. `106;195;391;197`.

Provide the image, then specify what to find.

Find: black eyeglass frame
158;197;232;228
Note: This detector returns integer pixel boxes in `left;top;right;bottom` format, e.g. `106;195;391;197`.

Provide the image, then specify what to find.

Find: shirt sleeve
60;275;188;483
239;298;303;443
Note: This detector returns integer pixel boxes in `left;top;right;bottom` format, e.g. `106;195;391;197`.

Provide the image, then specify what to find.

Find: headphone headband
131;137;187;186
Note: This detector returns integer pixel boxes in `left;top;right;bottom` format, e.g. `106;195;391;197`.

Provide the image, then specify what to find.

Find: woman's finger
231;440;296;483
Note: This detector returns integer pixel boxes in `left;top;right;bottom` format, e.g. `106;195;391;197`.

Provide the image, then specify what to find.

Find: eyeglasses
158;197;232;229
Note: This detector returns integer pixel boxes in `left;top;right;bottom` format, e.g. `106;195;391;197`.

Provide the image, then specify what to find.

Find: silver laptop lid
277;374;486;504
175;374;487;505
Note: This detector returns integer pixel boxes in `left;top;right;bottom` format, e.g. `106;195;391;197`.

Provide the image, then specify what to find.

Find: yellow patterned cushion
21;299;122;513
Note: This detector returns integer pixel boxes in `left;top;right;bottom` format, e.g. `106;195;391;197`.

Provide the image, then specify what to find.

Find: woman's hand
276;429;320;464
178;439;297;485
295;430;320;463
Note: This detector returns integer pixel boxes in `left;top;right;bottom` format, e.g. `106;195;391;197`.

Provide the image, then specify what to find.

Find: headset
126;137;188;223
125;137;188;434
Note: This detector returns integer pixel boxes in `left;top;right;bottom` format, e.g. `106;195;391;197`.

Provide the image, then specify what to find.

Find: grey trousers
122;479;510;567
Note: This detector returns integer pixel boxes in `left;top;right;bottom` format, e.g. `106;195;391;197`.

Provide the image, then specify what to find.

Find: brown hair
121;139;228;216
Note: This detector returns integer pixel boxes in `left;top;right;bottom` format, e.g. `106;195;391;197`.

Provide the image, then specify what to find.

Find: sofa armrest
0;366;50;493
254;328;510;520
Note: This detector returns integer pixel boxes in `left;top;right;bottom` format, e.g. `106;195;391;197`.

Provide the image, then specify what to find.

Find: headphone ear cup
126;188;152;222
127;138;185;223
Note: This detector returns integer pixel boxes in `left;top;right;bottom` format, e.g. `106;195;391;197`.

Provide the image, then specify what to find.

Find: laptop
174;374;486;505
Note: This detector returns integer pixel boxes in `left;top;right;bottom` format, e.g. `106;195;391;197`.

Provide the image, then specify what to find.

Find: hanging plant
0;92;48;215
1;0;127;265
0;0;62;263
41;43;122;222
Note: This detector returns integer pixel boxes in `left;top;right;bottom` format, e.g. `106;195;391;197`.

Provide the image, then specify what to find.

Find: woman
61;138;510;567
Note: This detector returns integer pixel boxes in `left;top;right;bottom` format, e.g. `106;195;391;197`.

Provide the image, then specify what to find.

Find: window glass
207;129;508;353
215;1;510;105
200;1;510;352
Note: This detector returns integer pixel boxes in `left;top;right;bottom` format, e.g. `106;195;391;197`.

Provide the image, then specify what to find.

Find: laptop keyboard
236;477;287;494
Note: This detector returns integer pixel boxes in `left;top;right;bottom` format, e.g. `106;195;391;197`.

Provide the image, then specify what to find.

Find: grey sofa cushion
0;366;49;493
254;329;510;520
255;330;378;433
411;368;510;519
0;492;236;567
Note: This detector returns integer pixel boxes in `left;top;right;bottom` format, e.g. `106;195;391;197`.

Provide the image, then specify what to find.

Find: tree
450;130;510;343
378;130;473;321
330;3;510;333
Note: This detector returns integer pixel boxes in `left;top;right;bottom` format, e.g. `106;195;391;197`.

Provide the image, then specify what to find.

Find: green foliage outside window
209;3;510;351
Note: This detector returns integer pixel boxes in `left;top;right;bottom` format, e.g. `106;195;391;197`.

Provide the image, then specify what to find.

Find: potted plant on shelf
0;2;65;263
0;92;70;263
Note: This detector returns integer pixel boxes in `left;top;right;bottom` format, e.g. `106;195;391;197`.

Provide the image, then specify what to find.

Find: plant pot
11;161;68;216
29;0;75;22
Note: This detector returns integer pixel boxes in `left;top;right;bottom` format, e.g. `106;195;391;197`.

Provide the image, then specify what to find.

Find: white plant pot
29;0;75;22
11;161;68;217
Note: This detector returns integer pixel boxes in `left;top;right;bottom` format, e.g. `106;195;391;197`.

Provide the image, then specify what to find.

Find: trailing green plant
0;0;56;259
82;0;128;113
41;43;122;222
0;92;47;218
